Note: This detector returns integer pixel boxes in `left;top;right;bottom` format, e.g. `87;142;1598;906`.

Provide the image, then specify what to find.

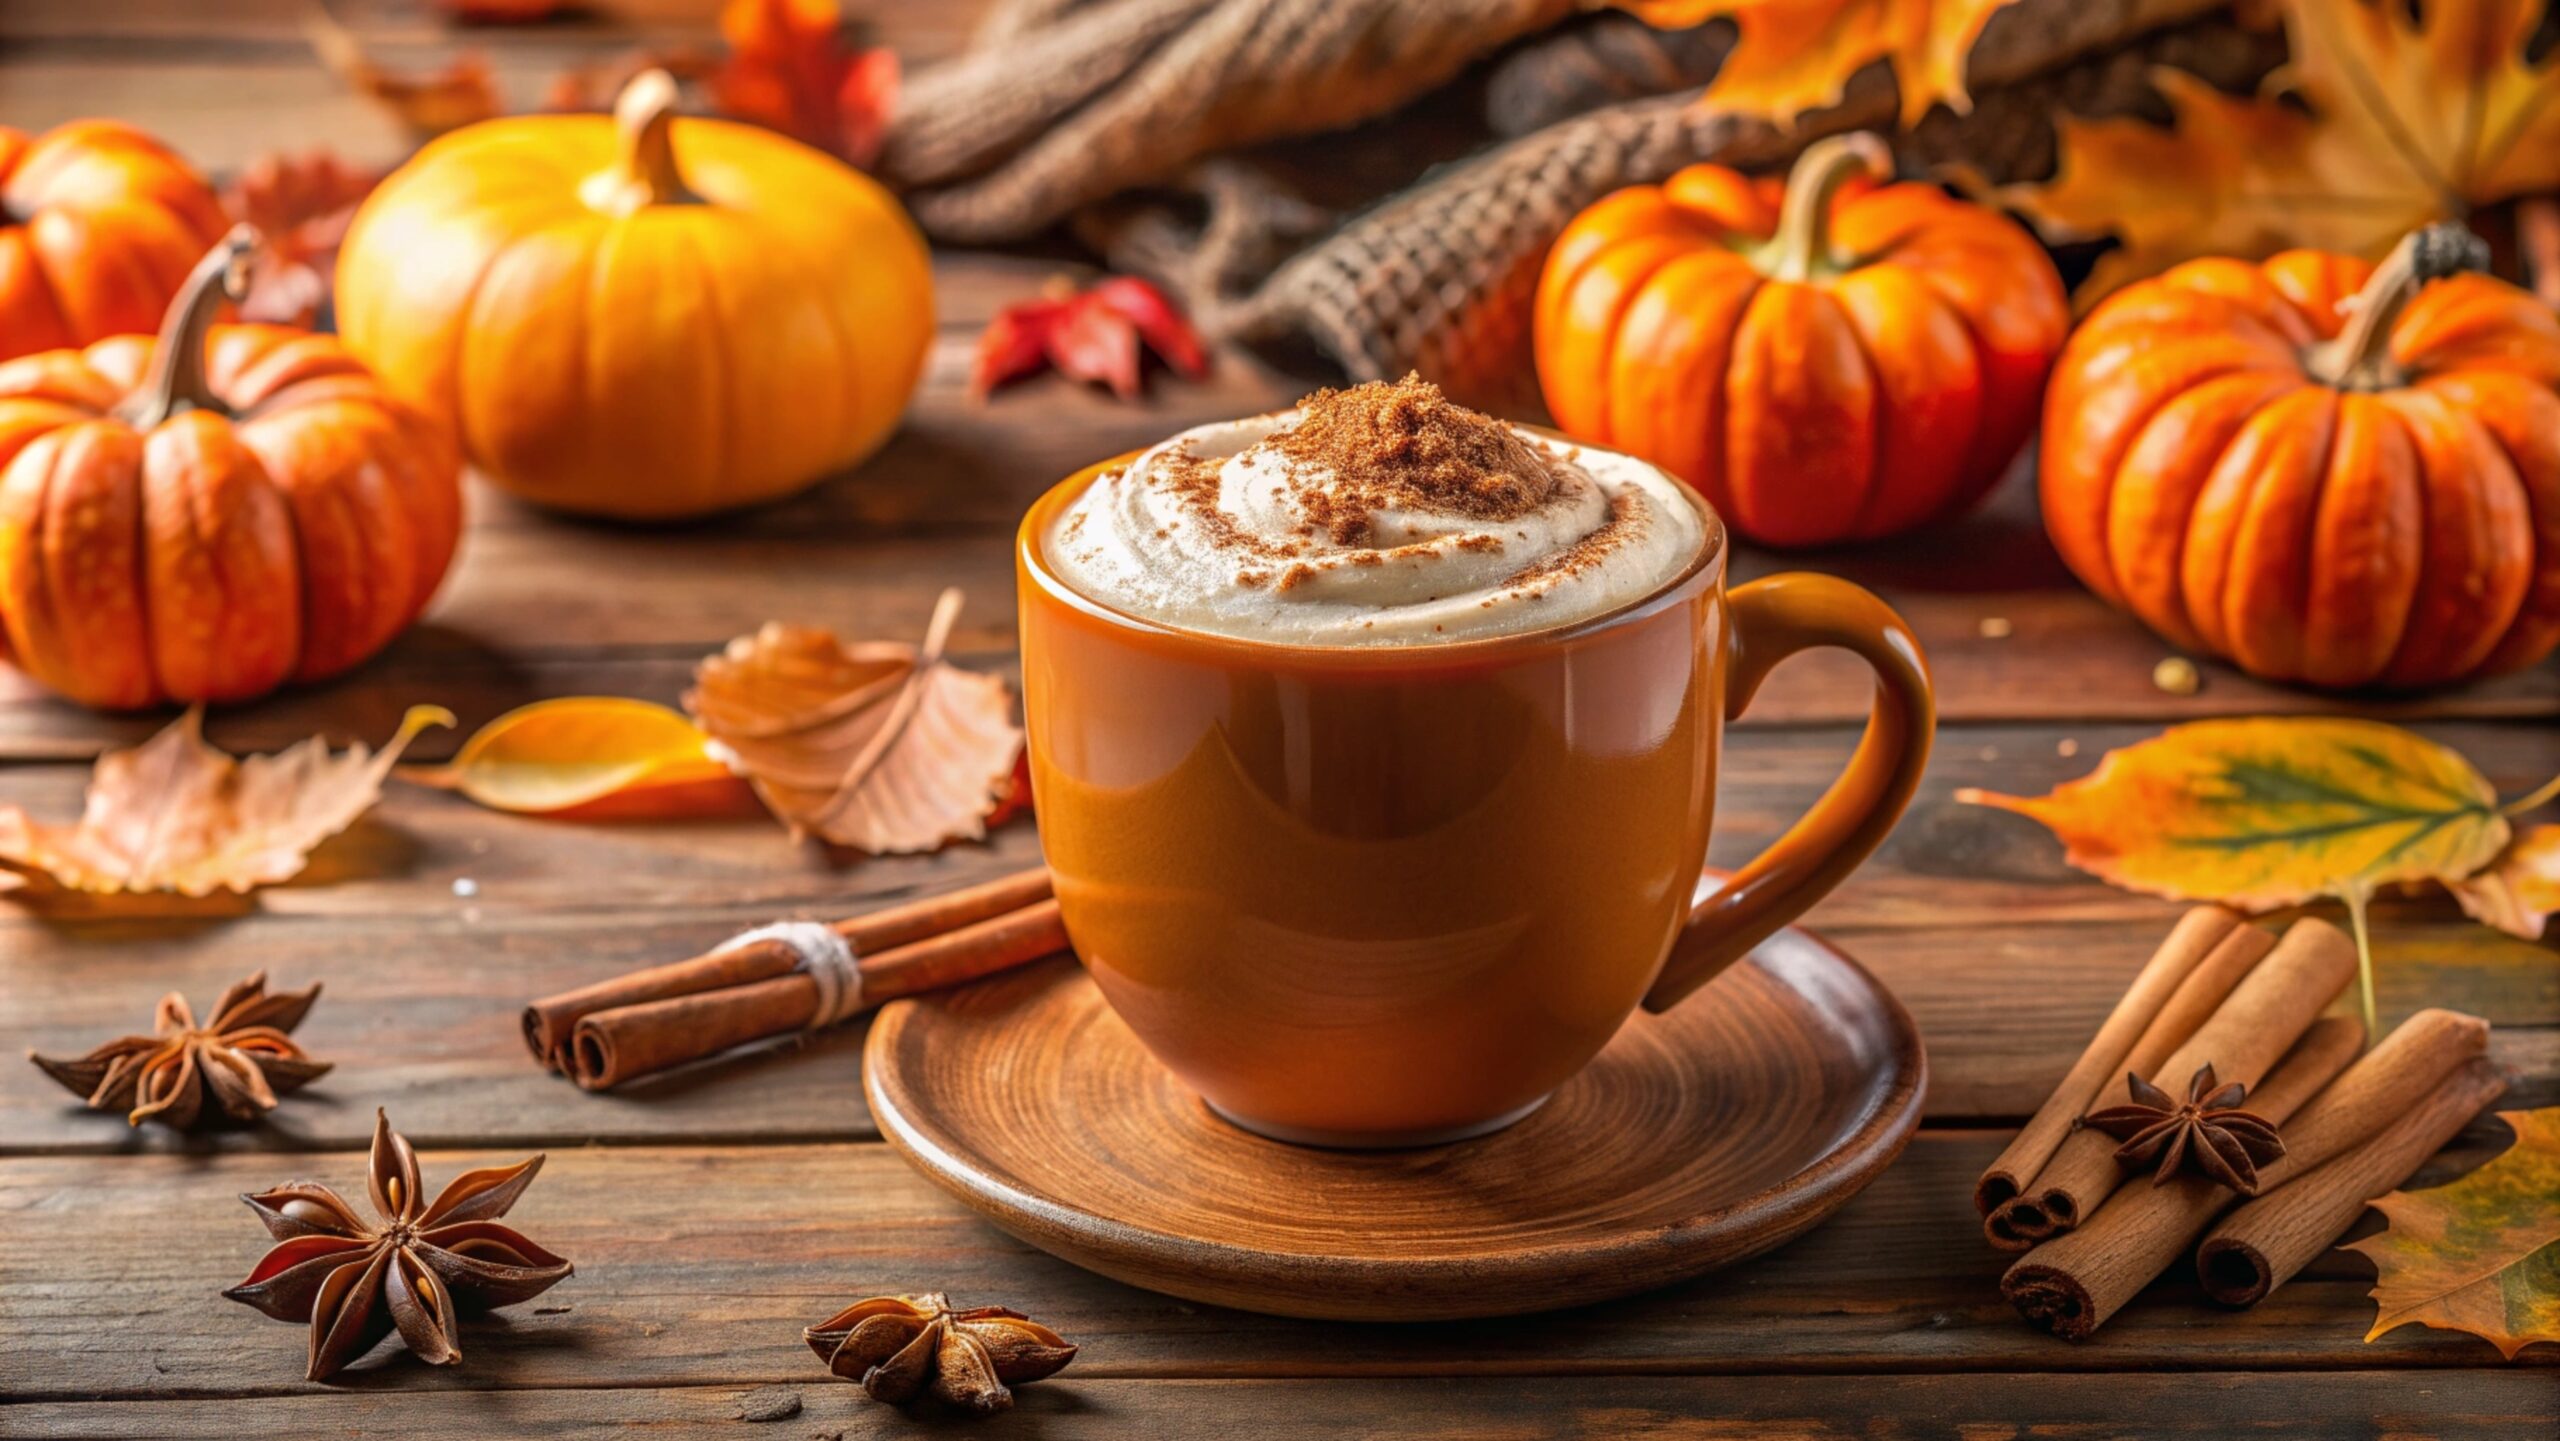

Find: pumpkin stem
117;225;257;431
588;69;702;217
2305;222;2488;391
1762;133;1892;283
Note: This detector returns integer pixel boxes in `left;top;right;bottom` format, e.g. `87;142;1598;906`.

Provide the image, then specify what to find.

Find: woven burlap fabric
1100;0;2244;412
1484;12;1734;140
882;0;1580;243
895;0;2247;409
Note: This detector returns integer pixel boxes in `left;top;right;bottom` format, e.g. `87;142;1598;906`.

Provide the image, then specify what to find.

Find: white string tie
722;921;864;1029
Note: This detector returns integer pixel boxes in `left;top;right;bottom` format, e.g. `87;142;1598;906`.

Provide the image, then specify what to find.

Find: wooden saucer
864;925;1926;1321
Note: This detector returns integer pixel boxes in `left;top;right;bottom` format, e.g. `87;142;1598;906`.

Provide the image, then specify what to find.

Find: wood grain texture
865;942;1922;1321
3;760;2548;1152
3;1132;2547;1407
3;1;2557;1430
4;1372;2555;1440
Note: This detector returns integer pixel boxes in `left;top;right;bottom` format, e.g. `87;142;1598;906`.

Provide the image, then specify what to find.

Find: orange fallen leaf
409;698;757;820
0;707;450;897
2450;825;2560;942
305;4;503;141
713;0;899;168
222;149;381;325
2345;1108;2560;1360
1604;0;2027;125
1988;0;2560;299
685;588;1023;854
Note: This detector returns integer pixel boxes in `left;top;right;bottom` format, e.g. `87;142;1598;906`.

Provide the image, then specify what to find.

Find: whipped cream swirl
1043;379;1706;646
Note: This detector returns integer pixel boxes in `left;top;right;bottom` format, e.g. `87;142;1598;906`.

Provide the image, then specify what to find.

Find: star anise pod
29;971;331;1131
2082;1062;2287;1195
224;1110;573;1381
805;1293;1077;1415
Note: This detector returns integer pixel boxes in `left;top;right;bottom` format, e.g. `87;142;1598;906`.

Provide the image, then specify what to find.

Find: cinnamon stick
1975;907;2243;1218
2002;1007;2494;1339
566;898;1068;1090
522;866;1052;1067
2198;1056;2506;1308
1999;1016;2366;1340
1988;918;2350;1245
1983;915;2283;1247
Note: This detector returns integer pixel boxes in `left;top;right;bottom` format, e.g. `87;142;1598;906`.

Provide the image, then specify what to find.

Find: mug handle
1642;573;1935;1013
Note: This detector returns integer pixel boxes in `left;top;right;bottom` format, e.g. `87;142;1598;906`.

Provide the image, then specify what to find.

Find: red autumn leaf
982;748;1037;831
973;276;1212;401
713;0;899;169
222;149;382;325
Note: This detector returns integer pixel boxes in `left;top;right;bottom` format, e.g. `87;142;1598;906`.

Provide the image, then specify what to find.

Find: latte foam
1042;377;1706;645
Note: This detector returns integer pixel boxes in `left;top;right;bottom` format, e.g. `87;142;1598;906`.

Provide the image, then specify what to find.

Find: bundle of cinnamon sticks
1980;907;2505;1339
524;867;1067;1089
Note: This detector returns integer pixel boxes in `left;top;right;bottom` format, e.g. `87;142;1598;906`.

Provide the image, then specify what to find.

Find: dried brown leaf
685;590;1021;854
2450;825;2560;942
305;5;502;141
0;707;451;897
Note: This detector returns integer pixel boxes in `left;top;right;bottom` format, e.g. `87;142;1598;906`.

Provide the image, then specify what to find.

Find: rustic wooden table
3;4;2557;1437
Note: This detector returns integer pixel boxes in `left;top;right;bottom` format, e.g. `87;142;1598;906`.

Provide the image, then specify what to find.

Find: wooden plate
864;925;1926;1321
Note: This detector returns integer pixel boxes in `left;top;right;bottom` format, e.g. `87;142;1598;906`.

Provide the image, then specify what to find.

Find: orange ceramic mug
1019;454;1934;1147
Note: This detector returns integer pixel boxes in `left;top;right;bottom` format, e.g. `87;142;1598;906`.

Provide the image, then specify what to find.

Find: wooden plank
0;3;984;173
3;719;2552;1149
3;1371;2554;1439
4;901;2546;1150
2;1132;2548;1404
0;716;2546;940
1;543;2553;761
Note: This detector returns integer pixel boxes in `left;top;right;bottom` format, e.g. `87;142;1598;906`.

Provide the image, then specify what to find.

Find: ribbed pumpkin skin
2041;251;2560;690
334;109;933;521
1535;159;2067;547
0;122;227;364
0;326;463;709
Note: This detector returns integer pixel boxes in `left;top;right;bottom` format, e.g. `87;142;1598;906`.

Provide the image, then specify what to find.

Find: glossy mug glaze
1019;447;1934;1148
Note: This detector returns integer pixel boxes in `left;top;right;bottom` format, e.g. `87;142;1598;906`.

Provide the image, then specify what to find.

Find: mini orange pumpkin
1535;133;2068;547
0;120;229;364
2041;225;2560;690
335;70;933;522
0;230;463;710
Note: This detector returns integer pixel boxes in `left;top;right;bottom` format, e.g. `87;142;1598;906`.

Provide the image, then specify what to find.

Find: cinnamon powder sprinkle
1275;374;1558;545
1506;490;1649;593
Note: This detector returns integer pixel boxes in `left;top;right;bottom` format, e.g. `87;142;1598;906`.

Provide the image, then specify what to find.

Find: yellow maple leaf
2450;825;2560;942
1600;0;2026;125
0;707;450;897
1995;0;2560;299
2345;1108;2560;1360
1958;716;2554;1036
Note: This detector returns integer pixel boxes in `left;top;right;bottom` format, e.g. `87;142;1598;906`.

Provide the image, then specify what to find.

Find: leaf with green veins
1958;717;2550;1037
2347;1108;2560;1360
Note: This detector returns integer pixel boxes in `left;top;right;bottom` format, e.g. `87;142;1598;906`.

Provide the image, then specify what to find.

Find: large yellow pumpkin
336;71;932;521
